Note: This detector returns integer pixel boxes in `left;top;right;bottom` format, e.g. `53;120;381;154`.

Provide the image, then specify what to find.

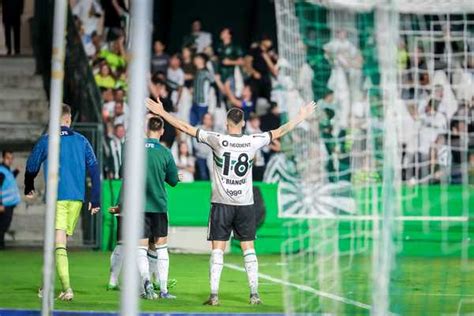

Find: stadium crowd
395;29;474;185
317;28;474;185
71;0;474;185
71;0;282;183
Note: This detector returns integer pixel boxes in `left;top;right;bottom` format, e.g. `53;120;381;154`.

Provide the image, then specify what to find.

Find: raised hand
146;97;165;115
298;101;317;120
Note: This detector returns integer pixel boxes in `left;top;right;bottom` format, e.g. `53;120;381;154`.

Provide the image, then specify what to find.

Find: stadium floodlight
120;1;153;316
41;0;68;315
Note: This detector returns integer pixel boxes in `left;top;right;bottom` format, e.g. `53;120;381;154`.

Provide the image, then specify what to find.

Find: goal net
273;0;474;314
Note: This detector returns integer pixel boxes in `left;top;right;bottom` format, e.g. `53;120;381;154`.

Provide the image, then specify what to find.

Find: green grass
0;250;473;314
0;250;284;313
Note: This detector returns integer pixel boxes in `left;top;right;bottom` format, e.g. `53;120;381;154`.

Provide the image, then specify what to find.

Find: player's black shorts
116;214;122;242
207;203;256;241
143;212;168;239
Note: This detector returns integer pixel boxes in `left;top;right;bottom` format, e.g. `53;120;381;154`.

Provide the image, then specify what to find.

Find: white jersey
197;129;272;205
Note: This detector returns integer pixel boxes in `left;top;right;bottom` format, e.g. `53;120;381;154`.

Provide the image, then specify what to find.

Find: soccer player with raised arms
146;97;316;305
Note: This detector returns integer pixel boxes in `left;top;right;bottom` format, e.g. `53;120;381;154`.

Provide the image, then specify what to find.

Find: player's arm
165;152;179;187
146;98;198;138
24;136;48;197
0;173;5;210
270;101;317;140
84;139;101;214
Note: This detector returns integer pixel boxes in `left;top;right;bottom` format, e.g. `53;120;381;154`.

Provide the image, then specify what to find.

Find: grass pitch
0;249;473;314
0;249;284;313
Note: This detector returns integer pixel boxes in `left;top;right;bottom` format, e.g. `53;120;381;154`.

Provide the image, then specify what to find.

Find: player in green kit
122;116;179;300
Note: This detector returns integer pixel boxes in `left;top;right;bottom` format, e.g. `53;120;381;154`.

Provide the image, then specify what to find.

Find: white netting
274;0;474;314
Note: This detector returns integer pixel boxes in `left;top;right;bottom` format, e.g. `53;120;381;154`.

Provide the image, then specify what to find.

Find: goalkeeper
24;104;101;301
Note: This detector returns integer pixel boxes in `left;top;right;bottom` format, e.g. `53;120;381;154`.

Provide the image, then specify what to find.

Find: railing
74;122;104;249
31;0;102;123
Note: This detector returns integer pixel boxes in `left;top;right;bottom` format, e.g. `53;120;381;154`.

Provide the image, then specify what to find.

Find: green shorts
55;200;83;236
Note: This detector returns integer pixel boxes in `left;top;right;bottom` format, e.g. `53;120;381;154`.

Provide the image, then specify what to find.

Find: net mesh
273;0;474;314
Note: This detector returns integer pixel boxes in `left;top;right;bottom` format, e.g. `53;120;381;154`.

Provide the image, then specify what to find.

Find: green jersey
144;138;179;213
216;42;243;82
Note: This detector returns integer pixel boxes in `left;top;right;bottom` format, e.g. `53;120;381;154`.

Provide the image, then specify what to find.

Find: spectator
101;88;115;121
419;99;448;180
402;102;421;182
182;18;212;53
215;74;254;120
149;79;176;147
260;102;281;132
72;0;103;36
113;101;128;129
469;148;474;185
95;63;116;89
193;113;214;180
216;28;243;88
101;0;128;41
182;46;196;88
90;32;104;58
450;119;468;184
429;134;451;183
247;35;278;100
0;150;20;249
190;53;214;126
397;39;409;71
323;29;363;130
167;54;185;108
151;40;170;76
175;142;195;183
104;124;125;179
245;114;267;181
2;0;23;55
99;35;127;71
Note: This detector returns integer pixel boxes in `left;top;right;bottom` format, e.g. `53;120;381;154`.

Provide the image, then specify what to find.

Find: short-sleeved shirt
196;129;272;205
167;67;185;90
151;53;170;75
216;43;243;81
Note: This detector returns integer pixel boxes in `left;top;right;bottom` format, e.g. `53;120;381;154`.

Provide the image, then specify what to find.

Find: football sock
210;249;224;295
137;246;150;285
243;249;259;295
55;243;70;290
156;244;169;294
109;244;123;286
147;248;158;282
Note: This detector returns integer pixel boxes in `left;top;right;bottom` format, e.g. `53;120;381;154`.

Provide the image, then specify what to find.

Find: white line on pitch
394;293;474;297
224;263;371;311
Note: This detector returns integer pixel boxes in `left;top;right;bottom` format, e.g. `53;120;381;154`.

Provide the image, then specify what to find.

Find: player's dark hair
148;116;164;131
62;104;72;116
2;150;13;158
227;107;244;125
